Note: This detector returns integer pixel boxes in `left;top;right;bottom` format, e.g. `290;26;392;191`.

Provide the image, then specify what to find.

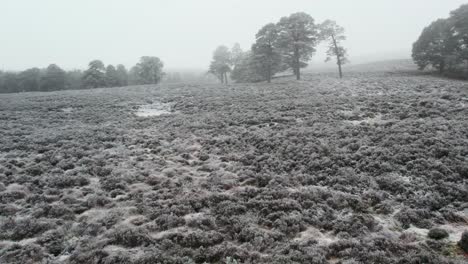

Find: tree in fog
128;66;140;85
19;68;41;91
105;65;120;87
40;64;66;91
116;64;128;86
231;43;244;68
412;4;468;78
320;20;348;78
412;19;456;73
231;52;263;83
251;23;284;83
209;45;231;84
1;72;20;93
450;4;468;73
82;60;106;88
0;71;3;93
65;70;83;90
133;56;164;85
277;12;318;80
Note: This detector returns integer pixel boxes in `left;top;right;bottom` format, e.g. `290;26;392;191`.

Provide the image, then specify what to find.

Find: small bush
427;228;449;240
459;231;468;253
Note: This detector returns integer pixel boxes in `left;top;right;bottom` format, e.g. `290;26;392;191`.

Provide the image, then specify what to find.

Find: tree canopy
251;23;284;83
133;56;165;85
277;12;319;80
412;4;468;78
40;64;66;91
82;60;106;88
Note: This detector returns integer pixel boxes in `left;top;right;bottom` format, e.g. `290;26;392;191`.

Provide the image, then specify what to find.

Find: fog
1;0;467;71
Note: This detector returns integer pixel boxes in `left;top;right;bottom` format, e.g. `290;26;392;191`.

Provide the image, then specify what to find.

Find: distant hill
307;59;418;73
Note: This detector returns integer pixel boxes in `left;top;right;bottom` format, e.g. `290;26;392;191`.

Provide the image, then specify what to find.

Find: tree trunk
466;60;468;78
296;62;301;80
267;64;271;83
332;34;343;78
439;61;445;74
338;63;343;79
294;46;300;80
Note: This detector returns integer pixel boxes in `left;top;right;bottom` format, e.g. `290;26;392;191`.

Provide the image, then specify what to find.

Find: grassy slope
0;70;467;263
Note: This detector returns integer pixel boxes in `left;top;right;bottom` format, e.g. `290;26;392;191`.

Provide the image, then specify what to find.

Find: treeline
0;56;164;93
413;4;468;79
209;12;348;83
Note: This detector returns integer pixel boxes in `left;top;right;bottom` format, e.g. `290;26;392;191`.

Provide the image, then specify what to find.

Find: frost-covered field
0;72;467;263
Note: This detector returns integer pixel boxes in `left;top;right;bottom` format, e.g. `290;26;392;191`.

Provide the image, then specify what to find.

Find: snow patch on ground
346;114;395;125
294;226;338;246
373;210;468;243
135;102;172;117
61;107;74;113
151;227;187;239
184;212;205;221
437;223;467;242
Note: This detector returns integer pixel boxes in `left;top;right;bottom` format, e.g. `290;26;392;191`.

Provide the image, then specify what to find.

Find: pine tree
19;68;41;91
277;12;318;80
116;64;128;86
320;20;348;78
40;64;66;91
208;46;231;84
412;19;456;73
82;60;106;88
251;23;284;83
133;57;164;85
105;65;120;87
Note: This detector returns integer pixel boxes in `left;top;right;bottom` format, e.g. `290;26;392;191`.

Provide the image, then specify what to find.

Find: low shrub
0;217;54;241
107;226;153;247
427;228;449;240
0;243;46;264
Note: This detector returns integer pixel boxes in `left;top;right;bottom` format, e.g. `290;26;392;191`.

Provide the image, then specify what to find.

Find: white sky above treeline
1;0;467;71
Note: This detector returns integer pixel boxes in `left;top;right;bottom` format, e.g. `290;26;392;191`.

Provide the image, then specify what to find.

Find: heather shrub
0;243;46;264
0;217;54;240
107;226;153;247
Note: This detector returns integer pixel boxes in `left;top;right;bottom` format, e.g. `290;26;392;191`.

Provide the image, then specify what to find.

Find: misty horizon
1;0;467;72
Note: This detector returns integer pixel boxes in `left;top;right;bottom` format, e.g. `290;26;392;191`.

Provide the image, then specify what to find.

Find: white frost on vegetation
294;226;338;246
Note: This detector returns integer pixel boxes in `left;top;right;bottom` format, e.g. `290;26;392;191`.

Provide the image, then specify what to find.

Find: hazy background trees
19;68;41;92
209;46;232;84
105;65;120;87
116;65;129;87
132;56;165;85
413;4;468;79
40;64;66;91
0;56;162;93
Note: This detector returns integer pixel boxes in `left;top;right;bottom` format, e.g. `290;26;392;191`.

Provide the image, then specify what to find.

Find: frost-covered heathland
0;71;467;263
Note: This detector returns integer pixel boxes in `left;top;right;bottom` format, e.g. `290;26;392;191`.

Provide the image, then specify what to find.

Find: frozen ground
0;71;467;263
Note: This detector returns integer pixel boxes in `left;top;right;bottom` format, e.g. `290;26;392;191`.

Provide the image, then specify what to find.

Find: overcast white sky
1;0;467;71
